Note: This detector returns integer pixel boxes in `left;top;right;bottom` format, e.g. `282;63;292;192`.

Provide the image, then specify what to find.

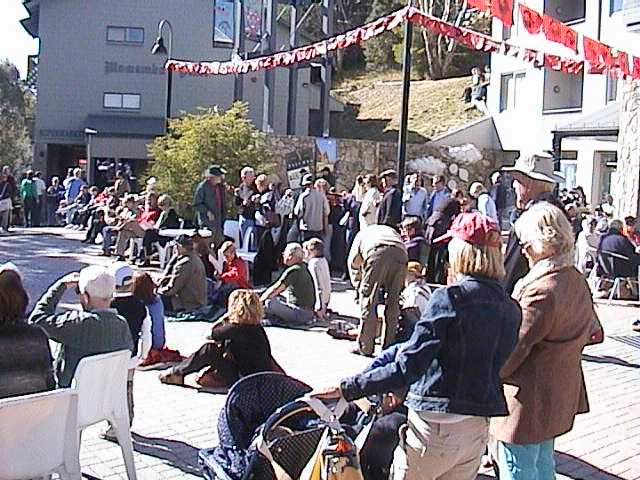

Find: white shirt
359;188;381;228
476;192;498;222
400;280;432;314
34;178;47;196
307;257;331;310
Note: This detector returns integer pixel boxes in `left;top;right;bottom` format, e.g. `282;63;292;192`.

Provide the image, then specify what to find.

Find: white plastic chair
73;350;137;480
237;225;258;266
0;389;81;480
224;219;241;247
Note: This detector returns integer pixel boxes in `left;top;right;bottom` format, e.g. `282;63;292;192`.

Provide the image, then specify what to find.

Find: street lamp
84;128;98;185
151;19;174;131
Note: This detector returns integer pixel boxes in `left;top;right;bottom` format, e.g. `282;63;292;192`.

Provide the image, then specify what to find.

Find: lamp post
84;128;97;185
151;19;174;131
396;0;413;189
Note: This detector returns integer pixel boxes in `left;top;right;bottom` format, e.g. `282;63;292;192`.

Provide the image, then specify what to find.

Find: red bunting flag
492;0;514;26
611;51;631;78
543;14;578;52
632;56;640;80
519;4;543;34
583;36;613;73
468;0;491;11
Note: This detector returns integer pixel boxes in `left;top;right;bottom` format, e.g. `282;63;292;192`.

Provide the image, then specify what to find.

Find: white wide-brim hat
502;152;564;184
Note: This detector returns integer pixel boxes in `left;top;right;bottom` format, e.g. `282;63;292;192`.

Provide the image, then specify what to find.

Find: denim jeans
496;439;556;480
239;216;255;249
264;297;314;325
102;226;117;253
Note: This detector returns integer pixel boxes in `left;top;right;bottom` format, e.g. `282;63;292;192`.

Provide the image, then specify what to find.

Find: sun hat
109;261;134;288
379;169;397;178
205;165;227;177
78;266;116;299
434;211;502;248
301;173;314;186
502;152;564;184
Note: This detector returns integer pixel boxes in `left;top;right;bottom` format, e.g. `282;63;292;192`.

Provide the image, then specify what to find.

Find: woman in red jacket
212;241;249;306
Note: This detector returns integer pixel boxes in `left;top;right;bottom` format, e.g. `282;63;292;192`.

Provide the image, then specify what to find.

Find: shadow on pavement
132;433;202;476
582;353;640;369
555;452;624;479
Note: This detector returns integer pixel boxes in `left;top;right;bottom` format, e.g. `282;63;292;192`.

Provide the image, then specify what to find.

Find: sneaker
632;319;640;333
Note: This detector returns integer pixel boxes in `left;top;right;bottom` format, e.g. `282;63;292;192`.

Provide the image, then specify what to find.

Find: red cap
434;211;502;248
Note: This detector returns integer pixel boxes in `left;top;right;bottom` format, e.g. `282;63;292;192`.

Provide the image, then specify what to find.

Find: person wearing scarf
490;202;594;480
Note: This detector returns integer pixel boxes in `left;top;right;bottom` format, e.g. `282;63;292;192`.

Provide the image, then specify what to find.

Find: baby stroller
199;372;380;480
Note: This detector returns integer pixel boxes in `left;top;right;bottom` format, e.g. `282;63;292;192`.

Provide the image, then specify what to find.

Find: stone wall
263;135;510;192
615;80;640;218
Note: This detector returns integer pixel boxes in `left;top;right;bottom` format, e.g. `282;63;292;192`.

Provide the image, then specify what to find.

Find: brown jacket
490;266;592;445
159;251;207;312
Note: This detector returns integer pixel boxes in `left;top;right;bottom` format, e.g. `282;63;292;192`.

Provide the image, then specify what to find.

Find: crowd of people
1;149;639;480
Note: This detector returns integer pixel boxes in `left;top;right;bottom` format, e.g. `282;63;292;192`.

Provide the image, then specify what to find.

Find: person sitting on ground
159;290;283;389
157;234;207;313
400;216;429;266
260;242;316;325
82;207;107;244
396;261;432;343
104;262;152;439
211;241;250;306
0;263;55;399
113;192;161;260
138;194;181;266
68;186;100;229
303;238;331;320
61;184;91;227
192;233;217;280
314;211;521;480
28;266;134;387
132;272;183;366
101;194;138;256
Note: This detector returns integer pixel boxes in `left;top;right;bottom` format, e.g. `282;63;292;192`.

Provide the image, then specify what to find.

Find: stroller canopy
218;372;312;450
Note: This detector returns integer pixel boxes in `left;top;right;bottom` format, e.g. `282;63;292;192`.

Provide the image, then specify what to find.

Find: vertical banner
245;0;263;41
213;0;235;45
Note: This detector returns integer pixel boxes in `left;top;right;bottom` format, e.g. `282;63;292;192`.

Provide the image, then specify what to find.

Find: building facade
22;0;336;185
488;0;640;207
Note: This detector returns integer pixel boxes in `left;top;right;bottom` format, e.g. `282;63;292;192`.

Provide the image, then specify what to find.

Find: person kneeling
260;243;316;325
159;290;283;389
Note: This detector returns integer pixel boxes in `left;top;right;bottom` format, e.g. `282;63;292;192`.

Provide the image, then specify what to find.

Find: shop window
610;0;624;14
499;72;526;112
107;26;144;44
544;0;585;23
559;151;578;190
606;76;618;102
543;70;583;113
103;93;141;110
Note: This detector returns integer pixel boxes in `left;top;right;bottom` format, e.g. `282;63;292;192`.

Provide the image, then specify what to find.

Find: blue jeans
496;439;556;480
239;216;255;249
102;226;117;253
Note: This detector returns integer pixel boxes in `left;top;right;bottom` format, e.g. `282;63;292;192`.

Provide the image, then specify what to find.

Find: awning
552;102;620;137
85;115;166;138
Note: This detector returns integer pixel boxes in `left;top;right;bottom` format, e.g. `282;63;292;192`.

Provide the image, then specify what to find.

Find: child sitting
397;261;432;343
303;238;331;320
400;216;429;266
133;272;183;366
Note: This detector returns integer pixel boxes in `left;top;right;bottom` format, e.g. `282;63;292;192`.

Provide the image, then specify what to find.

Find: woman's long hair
0;269;29;324
132;272;157;305
226;289;264;326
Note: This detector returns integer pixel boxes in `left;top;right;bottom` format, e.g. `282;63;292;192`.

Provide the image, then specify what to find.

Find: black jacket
503;193;565;294
377;186;402;228
597;230;640;279
0;322;55;399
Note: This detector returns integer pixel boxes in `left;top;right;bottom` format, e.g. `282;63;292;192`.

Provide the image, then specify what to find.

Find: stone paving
0;228;638;480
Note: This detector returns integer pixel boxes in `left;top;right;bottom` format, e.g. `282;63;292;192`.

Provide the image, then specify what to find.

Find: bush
147;103;271;219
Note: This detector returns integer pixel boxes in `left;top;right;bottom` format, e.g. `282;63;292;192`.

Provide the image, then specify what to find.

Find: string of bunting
166;5;640;80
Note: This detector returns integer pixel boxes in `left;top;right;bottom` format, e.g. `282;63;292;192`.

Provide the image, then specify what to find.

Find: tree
147;103;271;219
363;0;405;71
417;0;489;79
0;61;33;171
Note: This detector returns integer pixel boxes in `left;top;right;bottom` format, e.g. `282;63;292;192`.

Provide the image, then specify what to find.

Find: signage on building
104;61;165;75
213;0;235;44
286;148;314;189
245;0;263;41
39;128;84;140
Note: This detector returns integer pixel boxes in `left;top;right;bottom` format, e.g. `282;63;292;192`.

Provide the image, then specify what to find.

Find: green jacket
29;280;134;387
20;178;37;200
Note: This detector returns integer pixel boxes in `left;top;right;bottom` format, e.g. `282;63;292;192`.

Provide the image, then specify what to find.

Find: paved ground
1;228;638;480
